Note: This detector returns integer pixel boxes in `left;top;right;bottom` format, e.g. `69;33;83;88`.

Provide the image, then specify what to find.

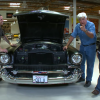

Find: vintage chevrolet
0;10;82;84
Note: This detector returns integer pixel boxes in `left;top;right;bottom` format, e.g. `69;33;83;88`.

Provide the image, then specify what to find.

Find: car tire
0;78;2;81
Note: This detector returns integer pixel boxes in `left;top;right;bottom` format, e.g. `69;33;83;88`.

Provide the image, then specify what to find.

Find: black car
0;10;82;84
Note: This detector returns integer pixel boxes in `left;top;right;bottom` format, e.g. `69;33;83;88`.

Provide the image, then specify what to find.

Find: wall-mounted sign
64;20;69;34
6;13;13;18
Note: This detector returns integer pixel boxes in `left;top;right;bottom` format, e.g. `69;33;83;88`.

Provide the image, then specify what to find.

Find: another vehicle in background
13;33;20;38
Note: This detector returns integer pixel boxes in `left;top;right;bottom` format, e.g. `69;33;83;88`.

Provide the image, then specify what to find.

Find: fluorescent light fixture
3;20;7;21
10;3;20;5
64;7;70;9
99;10;100;14
15;10;19;13
64;6;70;10
13;21;15;24
10;6;20;7
10;3;20;7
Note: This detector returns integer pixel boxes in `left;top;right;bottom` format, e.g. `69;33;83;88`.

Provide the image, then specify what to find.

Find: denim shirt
71;20;97;45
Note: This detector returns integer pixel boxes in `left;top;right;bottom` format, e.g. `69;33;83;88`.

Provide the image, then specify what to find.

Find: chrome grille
13;64;67;71
28;53;53;64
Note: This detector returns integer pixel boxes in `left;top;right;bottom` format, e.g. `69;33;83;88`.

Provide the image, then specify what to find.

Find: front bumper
1;66;82;85
1;74;81;85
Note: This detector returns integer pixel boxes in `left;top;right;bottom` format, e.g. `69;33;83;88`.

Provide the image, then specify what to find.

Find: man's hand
10;44;17;47
0;48;8;53
63;46;68;51
80;25;86;32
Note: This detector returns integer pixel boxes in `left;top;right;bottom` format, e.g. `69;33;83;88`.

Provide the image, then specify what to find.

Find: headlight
71;54;82;65
0;54;10;64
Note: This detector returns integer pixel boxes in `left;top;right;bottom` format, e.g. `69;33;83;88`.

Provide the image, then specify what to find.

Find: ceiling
0;0;100;22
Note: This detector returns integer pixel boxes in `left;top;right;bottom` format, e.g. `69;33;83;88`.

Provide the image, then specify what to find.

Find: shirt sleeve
88;23;96;36
71;24;78;38
2;30;5;36
0;28;4;36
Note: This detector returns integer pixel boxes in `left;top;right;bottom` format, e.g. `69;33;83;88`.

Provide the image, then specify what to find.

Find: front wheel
0;78;2;81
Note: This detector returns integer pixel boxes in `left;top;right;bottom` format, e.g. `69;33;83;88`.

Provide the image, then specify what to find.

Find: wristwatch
85;29;88;33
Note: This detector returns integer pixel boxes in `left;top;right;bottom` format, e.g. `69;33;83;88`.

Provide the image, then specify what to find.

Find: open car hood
14;10;69;44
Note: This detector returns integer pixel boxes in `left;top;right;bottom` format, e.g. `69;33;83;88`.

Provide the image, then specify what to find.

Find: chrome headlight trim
71;53;82;65
0;54;10;64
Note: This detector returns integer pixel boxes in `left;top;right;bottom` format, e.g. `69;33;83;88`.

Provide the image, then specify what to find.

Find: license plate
33;75;48;83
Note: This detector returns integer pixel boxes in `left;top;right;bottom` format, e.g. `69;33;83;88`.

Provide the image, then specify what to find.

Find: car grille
13;64;67;71
28;53;53;64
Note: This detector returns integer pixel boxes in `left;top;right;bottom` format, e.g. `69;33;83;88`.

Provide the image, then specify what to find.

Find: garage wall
87;15;100;33
11;22;20;34
0;11;20;34
99;19;100;32
0;11;15;19
0;11;7;19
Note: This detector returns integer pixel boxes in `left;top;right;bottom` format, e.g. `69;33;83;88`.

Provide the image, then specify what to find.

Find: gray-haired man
63;12;96;87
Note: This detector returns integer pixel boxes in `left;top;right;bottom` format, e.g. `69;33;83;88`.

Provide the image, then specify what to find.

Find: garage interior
0;0;100;100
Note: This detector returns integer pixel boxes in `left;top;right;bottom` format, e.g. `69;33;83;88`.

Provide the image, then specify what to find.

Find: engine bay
14;42;67;65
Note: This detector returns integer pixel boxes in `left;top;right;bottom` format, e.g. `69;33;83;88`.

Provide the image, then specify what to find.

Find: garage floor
0;39;100;100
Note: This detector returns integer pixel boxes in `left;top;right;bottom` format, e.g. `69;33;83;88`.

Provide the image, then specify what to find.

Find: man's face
79;17;87;26
0;16;3;26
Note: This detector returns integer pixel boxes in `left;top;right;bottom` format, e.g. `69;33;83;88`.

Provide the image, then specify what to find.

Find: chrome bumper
1;68;82;85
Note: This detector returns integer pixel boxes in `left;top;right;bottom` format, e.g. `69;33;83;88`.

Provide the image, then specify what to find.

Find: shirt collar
85;20;89;27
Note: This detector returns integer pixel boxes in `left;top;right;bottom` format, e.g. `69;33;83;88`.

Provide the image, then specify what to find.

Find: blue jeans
80;44;96;82
95;53;100;92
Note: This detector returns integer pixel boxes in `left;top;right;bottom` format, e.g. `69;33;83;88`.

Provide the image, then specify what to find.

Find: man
92;45;100;95
0;14;16;53
63;12;96;87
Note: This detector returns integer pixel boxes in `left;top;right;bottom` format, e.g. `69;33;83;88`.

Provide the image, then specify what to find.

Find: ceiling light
9;3;20;7
15;10;19;13
10;6;20;7
21;1;28;8
3;20;7;21
10;3;20;6
13;21;15;24
69;5;73;11
64;6;70;10
99;10;100;14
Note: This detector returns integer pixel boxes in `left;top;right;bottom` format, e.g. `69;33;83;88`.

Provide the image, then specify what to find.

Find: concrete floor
0;38;100;100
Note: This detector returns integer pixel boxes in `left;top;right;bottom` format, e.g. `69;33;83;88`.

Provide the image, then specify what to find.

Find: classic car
0;10;82;84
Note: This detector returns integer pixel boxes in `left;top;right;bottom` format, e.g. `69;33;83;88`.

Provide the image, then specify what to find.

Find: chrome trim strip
16;70;64;74
2;65;13;69
1;69;82;84
2;64;80;68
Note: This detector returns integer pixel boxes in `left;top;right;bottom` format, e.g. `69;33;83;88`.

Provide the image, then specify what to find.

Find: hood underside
14;10;69;44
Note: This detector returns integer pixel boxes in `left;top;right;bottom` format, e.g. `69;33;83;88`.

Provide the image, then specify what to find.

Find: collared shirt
71;20;97;45
0;26;4;42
